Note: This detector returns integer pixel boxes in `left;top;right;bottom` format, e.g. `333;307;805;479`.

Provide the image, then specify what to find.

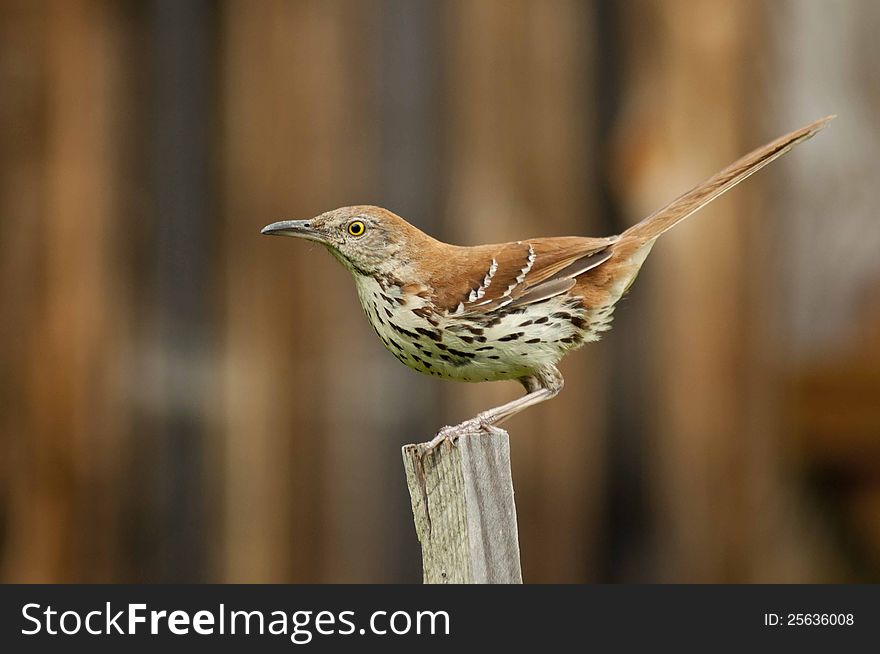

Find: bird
262;116;832;448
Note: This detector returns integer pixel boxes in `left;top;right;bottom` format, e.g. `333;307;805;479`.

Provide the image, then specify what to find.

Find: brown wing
426;236;617;315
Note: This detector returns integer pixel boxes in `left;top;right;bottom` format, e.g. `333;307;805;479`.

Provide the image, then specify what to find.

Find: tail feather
619;115;834;245
581;116;834;312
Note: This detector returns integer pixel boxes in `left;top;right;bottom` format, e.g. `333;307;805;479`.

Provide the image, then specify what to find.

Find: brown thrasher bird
263;116;831;447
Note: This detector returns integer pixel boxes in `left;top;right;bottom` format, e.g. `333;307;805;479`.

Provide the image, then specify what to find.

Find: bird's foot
423;415;504;453
424;420;474;452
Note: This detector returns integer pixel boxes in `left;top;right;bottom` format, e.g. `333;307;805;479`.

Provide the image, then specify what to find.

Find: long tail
582;116;833;310
619;115;834;246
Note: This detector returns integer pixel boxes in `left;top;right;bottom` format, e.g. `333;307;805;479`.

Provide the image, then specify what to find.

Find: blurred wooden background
1;0;879;583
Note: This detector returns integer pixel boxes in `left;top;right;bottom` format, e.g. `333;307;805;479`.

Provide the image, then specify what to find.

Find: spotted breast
352;235;619;383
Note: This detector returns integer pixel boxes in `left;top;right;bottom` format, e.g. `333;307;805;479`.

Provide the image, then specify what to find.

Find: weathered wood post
401;428;523;584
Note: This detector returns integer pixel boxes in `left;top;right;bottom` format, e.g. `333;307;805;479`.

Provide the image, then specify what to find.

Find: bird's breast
353;274;611;383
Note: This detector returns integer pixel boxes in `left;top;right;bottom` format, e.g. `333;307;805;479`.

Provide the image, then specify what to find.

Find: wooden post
402;429;523;584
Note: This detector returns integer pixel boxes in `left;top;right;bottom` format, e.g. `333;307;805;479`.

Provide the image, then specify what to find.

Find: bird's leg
425;366;564;450
425;392;549;449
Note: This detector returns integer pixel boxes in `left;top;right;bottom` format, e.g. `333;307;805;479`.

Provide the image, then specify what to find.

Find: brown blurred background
1;0;879;583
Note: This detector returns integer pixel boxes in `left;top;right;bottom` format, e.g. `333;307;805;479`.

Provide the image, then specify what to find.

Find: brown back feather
415;116;833;315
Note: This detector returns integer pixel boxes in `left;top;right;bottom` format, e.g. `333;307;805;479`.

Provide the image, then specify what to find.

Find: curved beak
260;220;322;241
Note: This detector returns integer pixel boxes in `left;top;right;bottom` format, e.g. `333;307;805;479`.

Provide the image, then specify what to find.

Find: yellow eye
347;220;366;237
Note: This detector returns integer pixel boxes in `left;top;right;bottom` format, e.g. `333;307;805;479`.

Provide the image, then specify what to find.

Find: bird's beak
260;219;322;242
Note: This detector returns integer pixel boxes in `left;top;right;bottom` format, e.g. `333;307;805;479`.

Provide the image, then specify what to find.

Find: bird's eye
347;220;366;237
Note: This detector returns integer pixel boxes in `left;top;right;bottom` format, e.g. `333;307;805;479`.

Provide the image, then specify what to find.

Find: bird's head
261;205;430;277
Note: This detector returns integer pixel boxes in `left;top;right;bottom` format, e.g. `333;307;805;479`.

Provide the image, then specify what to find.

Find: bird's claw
423;424;461;452
423;416;503;453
